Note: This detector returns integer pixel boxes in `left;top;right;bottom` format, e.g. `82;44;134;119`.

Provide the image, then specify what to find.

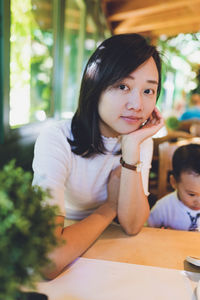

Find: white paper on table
197;280;200;300
37;258;200;300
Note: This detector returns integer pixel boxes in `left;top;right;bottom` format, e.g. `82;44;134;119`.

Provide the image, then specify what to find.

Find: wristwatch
120;157;142;172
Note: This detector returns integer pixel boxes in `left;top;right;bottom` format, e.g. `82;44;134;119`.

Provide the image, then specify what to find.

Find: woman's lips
121;116;143;123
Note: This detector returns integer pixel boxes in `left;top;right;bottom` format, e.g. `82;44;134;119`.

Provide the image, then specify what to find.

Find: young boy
148;144;200;231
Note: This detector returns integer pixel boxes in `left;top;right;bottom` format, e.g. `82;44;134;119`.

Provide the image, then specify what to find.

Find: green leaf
0;160;59;298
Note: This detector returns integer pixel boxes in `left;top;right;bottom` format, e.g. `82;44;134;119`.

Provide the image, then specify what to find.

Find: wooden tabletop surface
82;224;200;273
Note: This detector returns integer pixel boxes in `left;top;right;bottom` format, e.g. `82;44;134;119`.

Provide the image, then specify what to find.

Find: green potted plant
0;160;59;300
165;115;180;131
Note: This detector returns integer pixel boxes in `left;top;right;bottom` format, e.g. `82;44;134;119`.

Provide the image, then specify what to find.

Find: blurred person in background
179;93;200;121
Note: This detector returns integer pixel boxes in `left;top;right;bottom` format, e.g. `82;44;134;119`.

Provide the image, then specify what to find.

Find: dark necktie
187;212;200;231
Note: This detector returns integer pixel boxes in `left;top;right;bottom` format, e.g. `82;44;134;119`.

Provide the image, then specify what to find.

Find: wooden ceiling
101;0;200;40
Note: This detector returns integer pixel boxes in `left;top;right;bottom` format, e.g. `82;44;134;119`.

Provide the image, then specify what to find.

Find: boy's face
170;171;200;210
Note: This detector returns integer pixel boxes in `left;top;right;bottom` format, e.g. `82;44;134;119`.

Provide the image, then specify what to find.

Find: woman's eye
119;84;128;91
144;88;154;95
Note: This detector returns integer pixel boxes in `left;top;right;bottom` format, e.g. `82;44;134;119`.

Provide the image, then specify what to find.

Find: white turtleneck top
32;120;153;220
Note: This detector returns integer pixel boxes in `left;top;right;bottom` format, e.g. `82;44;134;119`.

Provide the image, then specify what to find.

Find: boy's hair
172;144;200;181
68;33;162;157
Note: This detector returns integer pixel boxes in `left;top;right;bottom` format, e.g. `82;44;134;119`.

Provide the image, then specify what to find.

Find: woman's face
98;57;159;137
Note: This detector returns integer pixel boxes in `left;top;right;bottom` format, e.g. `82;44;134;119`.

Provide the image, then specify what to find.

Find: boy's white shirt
32;120;153;220
148;191;200;231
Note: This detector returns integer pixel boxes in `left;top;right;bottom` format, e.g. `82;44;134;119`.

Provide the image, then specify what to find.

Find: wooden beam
108;0;200;21
114;15;200;34
117;24;200;40
152;24;200;37
115;6;200;31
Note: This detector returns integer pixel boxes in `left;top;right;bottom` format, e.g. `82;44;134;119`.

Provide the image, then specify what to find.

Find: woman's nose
126;91;143;111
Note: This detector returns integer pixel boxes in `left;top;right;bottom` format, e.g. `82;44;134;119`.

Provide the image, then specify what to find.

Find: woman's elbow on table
119;219;144;236
123;225;143;236
119;212;150;236
42;216;69;280
42;244;72;280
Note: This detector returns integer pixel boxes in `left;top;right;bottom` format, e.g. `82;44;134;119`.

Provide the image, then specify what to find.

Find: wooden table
36;225;200;300
83;224;200;273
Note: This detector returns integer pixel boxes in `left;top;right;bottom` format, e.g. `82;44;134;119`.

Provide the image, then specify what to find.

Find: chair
190;123;200;136
157;137;200;199
149;130;194;205
179;119;200;135
153;129;193;161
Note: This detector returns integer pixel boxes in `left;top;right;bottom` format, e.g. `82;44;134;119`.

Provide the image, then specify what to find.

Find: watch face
136;162;142;172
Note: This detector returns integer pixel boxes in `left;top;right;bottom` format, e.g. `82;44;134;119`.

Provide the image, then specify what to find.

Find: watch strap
120;157;142;172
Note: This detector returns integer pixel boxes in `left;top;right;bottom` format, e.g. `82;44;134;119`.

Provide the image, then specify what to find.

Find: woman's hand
125;107;164;144
106;166;121;211
121;107;164;162
138;106;164;138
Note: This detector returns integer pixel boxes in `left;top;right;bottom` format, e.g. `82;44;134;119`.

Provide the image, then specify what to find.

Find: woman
32;33;164;279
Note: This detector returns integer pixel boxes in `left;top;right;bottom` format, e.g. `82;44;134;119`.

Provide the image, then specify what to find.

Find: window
61;0;86;119
9;0;54;127
0;0;109;138
0;0;110;168
61;0;110;119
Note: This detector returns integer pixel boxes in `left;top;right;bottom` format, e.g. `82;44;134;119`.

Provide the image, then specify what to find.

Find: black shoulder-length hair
68;33;162;157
